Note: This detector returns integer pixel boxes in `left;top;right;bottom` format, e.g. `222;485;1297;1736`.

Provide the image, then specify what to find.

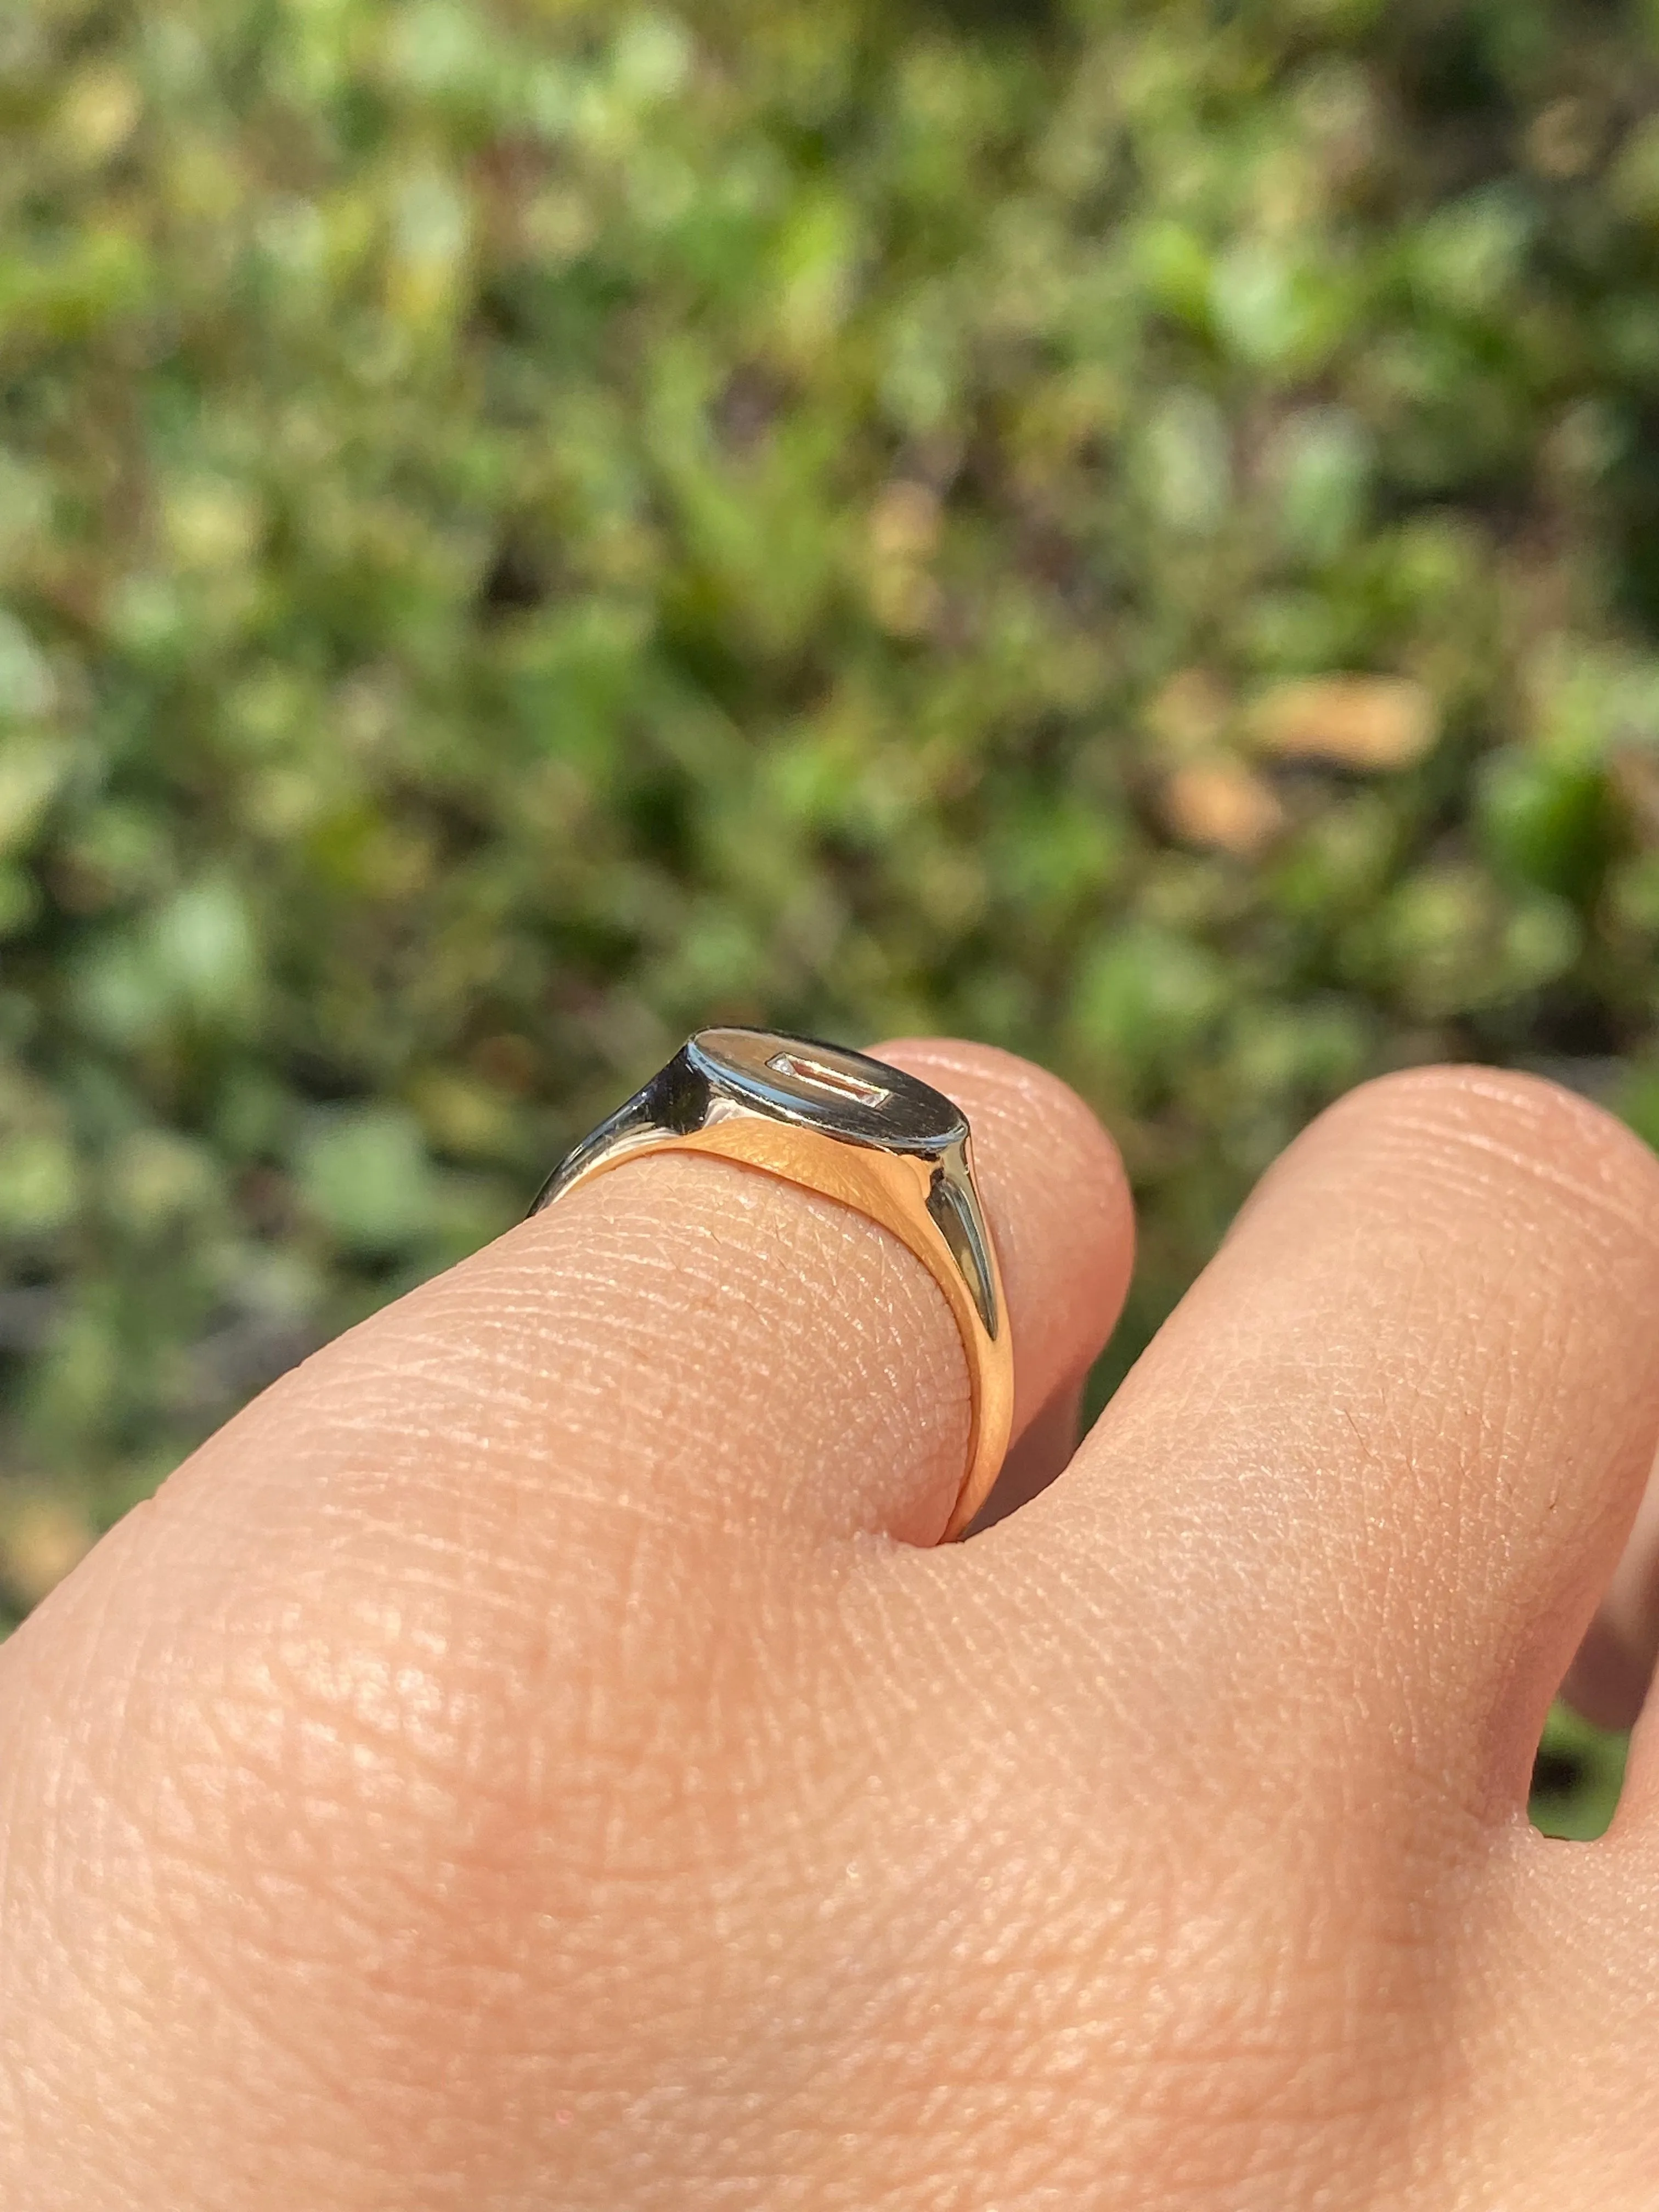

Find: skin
2;1042;1659;2209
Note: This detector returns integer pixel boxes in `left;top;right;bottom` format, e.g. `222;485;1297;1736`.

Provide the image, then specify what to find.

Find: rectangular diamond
766;1051;890;1107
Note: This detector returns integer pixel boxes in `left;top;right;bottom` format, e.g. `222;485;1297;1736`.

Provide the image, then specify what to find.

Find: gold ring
529;1028;1013;1540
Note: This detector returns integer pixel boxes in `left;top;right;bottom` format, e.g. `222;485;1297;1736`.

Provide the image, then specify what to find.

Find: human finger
1035;1065;1659;1819
0;1037;1132;2212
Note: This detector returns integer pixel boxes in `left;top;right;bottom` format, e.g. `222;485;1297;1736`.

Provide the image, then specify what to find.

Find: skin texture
3;1041;1659;2209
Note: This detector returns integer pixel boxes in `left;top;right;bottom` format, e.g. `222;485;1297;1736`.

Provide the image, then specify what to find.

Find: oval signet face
687;1029;966;1154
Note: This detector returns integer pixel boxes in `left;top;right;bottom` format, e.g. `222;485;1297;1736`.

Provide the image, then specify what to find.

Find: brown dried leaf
1163;760;1286;856
1251;675;1438;771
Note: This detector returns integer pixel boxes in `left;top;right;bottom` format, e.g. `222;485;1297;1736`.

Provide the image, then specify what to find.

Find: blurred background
3;0;1657;1829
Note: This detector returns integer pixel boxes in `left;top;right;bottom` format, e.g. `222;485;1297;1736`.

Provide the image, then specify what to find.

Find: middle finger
1022;1065;1659;1821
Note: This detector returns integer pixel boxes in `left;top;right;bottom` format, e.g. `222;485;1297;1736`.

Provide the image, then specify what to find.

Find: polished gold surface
531;1029;1013;1540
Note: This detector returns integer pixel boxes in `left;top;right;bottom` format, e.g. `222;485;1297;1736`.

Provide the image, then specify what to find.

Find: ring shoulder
528;1046;713;1214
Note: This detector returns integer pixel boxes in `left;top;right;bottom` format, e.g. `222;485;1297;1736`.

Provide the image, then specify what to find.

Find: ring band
529;1028;1013;1540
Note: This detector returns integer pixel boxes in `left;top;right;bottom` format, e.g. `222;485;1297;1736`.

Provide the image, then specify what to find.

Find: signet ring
529;1028;1013;1540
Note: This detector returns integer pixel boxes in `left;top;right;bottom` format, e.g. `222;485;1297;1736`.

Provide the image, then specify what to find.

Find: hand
4;1043;1659;2210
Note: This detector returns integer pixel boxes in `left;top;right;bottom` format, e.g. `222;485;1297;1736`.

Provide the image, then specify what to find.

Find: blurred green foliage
3;0;1659;1825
